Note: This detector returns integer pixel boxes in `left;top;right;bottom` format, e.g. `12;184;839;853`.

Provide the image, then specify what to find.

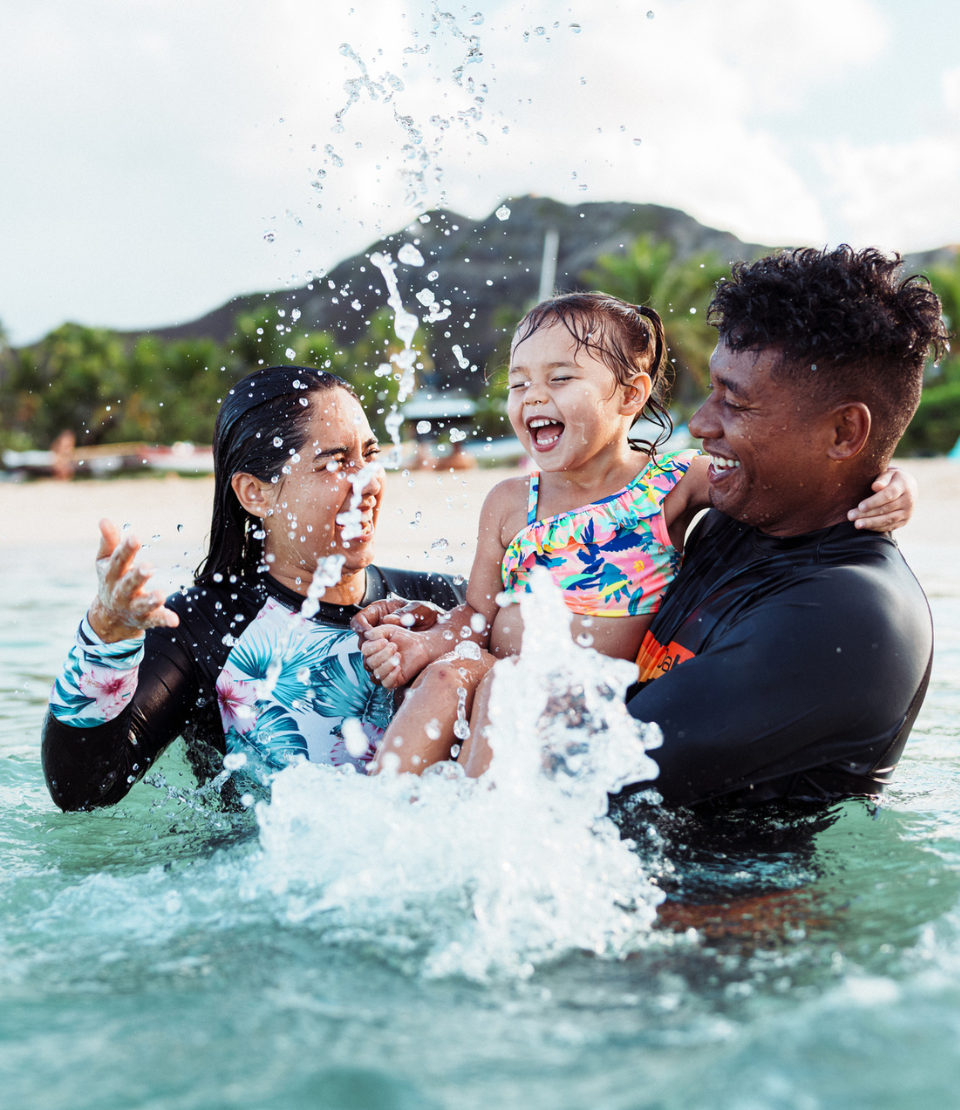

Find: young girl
359;292;914;777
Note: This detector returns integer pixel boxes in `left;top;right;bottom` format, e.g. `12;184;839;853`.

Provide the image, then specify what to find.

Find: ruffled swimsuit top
500;450;700;618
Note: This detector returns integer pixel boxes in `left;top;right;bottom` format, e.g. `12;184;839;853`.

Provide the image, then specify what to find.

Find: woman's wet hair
512;292;673;453
708;245;949;463
196;365;356;585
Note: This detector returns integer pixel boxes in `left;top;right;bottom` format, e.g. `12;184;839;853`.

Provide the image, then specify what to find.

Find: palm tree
581;235;730;412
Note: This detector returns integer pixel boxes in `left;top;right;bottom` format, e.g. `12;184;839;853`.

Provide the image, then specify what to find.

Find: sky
2;0;959;346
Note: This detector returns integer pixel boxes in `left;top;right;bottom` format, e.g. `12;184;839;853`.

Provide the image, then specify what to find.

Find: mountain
142;195;957;392
145;196;767;388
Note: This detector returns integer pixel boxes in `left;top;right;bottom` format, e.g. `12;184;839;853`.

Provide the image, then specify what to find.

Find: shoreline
3;457;959;573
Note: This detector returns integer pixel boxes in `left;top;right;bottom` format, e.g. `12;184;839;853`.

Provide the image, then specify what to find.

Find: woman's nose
353;460;383;497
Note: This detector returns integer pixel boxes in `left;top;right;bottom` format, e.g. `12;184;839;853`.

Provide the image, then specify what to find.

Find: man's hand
87;519;180;643
848;465;917;531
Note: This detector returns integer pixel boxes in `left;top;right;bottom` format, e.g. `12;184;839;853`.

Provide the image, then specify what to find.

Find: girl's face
507;321;650;474
246;390;384;590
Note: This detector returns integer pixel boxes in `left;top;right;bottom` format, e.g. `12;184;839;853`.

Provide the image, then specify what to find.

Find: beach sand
3;457;958;586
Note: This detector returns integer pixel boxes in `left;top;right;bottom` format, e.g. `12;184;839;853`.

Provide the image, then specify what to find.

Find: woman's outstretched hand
87;519;180;643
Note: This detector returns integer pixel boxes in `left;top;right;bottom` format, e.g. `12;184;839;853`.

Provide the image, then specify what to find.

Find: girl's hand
848;466;917;532
359;626;434;689
351;599;444;640
87;519;180;643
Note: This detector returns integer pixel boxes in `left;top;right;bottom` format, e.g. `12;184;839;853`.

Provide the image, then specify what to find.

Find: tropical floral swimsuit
501;450;700;617
44;567;463;809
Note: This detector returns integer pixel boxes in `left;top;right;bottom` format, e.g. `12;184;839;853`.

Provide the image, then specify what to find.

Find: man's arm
626;567;932;806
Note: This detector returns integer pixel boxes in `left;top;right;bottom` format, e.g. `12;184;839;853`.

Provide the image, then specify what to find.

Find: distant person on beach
42;366;463;811
356;290;915;778
618;246;944;807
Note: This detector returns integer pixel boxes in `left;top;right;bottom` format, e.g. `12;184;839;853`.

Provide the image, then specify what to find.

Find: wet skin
689;342;875;537
232;389;383;604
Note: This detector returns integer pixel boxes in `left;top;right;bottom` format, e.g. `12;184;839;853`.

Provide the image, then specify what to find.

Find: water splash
249;571;665;980
369;251;422;465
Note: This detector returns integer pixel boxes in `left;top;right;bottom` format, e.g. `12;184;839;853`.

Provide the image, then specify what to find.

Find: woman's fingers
90;520;180;639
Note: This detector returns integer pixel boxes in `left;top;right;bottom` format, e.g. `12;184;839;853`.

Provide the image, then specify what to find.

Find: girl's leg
368;649;497;775
457;658;516;778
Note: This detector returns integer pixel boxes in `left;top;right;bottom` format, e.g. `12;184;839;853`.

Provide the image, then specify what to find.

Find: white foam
249;570;665;980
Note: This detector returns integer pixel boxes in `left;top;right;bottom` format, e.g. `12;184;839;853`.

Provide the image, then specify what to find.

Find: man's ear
827;402;872;461
231;472;273;518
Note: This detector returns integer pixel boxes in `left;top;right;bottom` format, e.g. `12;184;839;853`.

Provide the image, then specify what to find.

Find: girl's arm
359;481;516;689
663;456;917;549
847;465;917;531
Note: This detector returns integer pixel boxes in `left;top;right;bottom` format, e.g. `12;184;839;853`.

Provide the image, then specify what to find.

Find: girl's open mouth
528;417;565;450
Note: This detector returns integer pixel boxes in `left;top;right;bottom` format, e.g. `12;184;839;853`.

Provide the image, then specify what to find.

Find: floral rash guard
43;567;463;811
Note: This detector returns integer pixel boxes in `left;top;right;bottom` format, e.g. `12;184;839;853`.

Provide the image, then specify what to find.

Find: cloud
817;64;960;251
0;0;953;344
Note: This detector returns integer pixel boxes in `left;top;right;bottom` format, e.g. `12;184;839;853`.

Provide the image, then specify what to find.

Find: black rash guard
622;511;933;808
43;566;464;812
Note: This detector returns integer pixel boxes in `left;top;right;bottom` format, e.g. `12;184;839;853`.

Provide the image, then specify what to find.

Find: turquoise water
3;541;960;1110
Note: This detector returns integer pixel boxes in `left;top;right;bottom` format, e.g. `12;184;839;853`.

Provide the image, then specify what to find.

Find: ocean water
3;537;960;1110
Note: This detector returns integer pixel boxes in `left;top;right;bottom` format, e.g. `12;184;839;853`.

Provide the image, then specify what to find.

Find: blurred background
2;0;959;465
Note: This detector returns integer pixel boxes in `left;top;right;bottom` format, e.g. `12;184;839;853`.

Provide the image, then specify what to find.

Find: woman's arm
41;521;201;811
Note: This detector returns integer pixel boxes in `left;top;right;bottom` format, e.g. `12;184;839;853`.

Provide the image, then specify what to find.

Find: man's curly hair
708;246;948;463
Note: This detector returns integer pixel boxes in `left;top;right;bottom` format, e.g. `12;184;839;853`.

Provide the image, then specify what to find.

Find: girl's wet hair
512;292;673;453
196;365;357;586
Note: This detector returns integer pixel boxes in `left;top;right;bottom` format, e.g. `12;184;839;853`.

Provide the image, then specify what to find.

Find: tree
899;254;960;455
582;235;730;413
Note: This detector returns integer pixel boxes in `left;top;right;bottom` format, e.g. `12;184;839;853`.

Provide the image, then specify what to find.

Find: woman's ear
621;372;653;416
231;472;273;518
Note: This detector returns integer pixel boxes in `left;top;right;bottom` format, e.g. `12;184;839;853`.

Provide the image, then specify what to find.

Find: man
624;245;946;808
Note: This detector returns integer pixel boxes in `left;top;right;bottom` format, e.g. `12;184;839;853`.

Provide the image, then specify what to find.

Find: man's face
688;342;838;536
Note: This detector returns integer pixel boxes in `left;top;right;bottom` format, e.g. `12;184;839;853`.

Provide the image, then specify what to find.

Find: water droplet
285;347;296;359
633;138;642;146
263;231;275;243
578;184;588;191
274;437;284;447
417;420;432;434
647;9;655;17
689;307;697;314
535;26;545;35
177;524;184;533
398;243;425;266
427;270;439;281
569;23;581;33
431;538;449;550
495;205;511;221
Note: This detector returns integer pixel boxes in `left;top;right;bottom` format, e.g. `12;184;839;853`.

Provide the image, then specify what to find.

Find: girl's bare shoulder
480;475;533;547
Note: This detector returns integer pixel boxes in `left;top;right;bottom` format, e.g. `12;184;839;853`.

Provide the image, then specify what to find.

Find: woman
42;366;463;811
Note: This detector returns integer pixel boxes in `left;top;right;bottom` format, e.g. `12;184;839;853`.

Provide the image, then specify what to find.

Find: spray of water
246;570;666;980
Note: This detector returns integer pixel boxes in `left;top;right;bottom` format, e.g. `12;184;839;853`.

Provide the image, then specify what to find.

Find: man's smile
707;453;741;476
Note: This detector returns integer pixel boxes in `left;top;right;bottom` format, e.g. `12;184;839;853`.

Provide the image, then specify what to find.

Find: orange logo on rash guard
636;631;695;683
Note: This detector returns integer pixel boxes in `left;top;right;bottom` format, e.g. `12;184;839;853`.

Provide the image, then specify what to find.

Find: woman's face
256;388;383;593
